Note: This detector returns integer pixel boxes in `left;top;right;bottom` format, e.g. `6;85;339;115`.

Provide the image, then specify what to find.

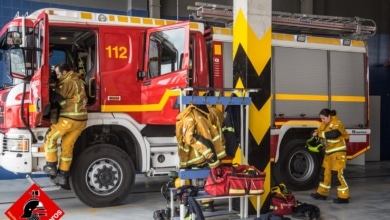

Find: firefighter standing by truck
310;108;350;204
43;62;88;186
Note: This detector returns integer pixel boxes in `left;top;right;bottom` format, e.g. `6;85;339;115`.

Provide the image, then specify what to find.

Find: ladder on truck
188;2;376;40
188;2;233;26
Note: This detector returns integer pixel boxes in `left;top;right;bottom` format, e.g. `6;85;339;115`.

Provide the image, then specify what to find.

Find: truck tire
70;144;135;207
272;139;322;191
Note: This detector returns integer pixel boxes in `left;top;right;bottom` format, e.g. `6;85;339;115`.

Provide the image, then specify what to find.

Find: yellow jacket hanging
176;105;226;168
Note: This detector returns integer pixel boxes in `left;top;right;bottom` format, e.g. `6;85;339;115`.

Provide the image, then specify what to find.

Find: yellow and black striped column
233;0;272;213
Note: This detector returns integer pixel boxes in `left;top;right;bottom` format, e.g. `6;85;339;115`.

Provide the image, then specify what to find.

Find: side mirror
9;48;27;79
137;70;147;80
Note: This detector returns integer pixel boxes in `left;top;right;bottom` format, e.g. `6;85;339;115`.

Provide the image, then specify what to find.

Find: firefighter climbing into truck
0;4;375;208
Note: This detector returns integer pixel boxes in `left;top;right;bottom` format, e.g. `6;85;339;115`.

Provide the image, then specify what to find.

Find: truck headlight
7;139;29;152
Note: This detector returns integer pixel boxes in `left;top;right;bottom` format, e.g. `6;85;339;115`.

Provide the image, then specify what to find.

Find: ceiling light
297;35;306;42
343;39;351;46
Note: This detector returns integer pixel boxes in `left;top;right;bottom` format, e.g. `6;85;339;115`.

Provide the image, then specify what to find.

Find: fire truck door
29;11;50;127
141;22;190;124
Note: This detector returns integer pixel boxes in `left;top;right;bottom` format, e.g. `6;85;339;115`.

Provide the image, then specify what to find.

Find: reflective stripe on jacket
317;115;349;154
56;70;88;121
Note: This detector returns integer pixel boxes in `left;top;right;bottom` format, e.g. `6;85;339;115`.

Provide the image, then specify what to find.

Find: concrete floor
0;161;390;220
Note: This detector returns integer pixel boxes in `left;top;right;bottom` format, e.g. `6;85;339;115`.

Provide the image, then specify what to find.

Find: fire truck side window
148;40;159;78
31;21;44;72
48;28;97;105
147;28;185;78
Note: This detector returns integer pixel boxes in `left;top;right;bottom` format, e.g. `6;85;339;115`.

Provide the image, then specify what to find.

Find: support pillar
148;0;161;18
301;0;313;14
233;0;272;213
127;0;148;17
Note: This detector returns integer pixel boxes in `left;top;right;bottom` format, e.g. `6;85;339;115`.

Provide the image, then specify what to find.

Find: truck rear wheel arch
272;136;323;191
74;124;141;171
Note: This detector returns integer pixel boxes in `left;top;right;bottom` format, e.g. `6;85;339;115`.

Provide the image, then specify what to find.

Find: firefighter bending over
43;62;88;186
310;108;350;204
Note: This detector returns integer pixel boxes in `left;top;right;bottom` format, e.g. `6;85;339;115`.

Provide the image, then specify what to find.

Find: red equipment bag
204;165;234;196
270;183;297;215
247;175;266;195
227;173;247;196
204;164;266;196
232;164;266;195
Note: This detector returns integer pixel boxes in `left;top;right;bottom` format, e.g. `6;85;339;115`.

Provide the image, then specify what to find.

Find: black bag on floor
254;211;291;220
292;202;320;220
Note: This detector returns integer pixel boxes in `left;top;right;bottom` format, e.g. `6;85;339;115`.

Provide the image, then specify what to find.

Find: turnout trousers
316;151;350;199
45;117;87;171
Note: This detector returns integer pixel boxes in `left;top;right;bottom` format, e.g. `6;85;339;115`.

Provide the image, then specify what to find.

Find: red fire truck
189;2;376;190
0;6;375;208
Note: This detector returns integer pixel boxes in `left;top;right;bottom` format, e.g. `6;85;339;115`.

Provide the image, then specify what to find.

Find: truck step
147;167;177;177
146;137;177;147
26;175;61;191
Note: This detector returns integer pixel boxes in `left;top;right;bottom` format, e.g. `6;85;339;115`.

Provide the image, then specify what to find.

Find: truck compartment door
273;47;328;118
329;51;366;128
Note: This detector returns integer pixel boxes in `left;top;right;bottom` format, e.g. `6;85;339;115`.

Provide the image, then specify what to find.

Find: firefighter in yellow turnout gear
310;108;350;204
43;62;88;186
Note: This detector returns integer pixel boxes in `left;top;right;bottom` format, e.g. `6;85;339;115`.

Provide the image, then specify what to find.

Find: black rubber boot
201;201;215;212
152;210;163;220
54;170;69;186
43;162;58;176
333;198;349;204
310;193;327;200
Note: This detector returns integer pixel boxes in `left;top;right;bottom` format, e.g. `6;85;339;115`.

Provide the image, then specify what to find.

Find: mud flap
26;174;61;191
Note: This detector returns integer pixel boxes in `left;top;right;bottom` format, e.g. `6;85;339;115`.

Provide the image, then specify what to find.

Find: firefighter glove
324;129;341;139
50;90;65;104
306;136;323;153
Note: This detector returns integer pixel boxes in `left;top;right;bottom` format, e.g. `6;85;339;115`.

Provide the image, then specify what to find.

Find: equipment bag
204;164;266;196
254;212;291;220
204;165;234;196
233;164;266;195
204;164;248;196
292;202;320;220
227;173;247;196
270;184;297;215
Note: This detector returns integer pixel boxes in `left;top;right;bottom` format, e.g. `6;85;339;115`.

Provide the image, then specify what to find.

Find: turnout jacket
316;115;349;154
207;105;226;147
55;70;88;121
222;104;241;157
176;105;226;168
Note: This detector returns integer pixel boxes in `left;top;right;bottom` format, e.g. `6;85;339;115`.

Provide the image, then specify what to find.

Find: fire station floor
1;161;390;220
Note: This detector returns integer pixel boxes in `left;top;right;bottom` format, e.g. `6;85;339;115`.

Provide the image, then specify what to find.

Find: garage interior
0;0;389;219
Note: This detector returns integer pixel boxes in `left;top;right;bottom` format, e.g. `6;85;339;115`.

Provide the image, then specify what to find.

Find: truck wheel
272;139;322;191
70;144;135;207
